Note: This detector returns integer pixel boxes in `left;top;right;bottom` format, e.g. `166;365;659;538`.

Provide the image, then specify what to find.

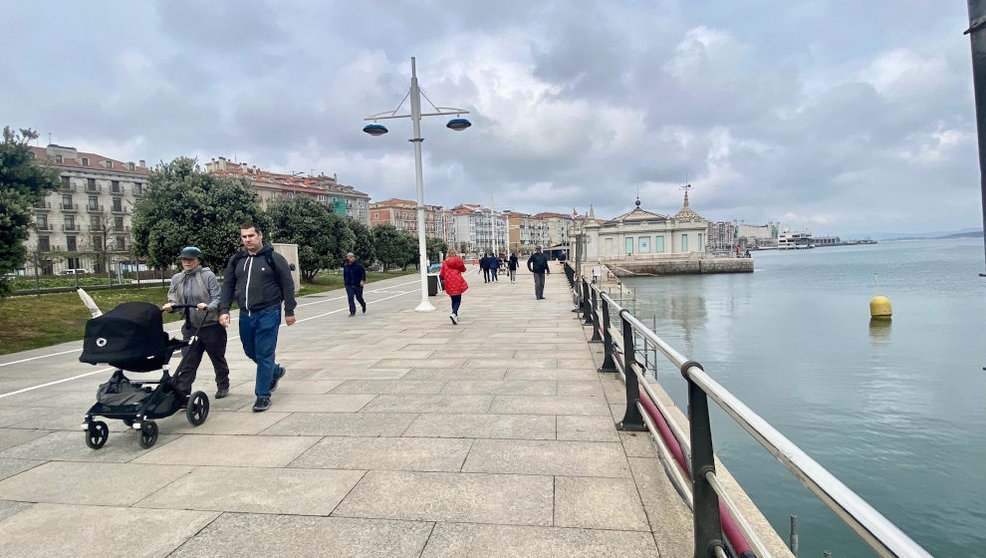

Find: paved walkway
0;265;698;557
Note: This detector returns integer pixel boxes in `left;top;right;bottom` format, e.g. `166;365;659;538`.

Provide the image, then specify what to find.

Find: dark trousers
490;268;498;281
483;268;490;282
346;284;366;314
450;294;462;315
173;322;229;394
533;272;546;299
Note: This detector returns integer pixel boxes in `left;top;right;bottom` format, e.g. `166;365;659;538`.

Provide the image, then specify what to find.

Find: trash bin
427;273;440;296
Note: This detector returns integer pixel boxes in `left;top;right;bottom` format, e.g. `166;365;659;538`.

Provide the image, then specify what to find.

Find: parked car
60;269;89;275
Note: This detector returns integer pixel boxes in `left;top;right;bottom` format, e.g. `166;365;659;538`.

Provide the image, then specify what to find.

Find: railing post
589;285;602;342
616;310;647;431
582;277;594;326
572;273;582;314
598;295;617;372
682;360;724;558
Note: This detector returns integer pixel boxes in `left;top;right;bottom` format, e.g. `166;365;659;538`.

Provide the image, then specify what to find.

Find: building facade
575;194;708;260
449;204;508;255
369;198;454;245
23;144;150;275
204;157;370;225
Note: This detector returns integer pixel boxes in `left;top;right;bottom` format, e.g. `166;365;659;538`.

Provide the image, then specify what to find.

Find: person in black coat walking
343;252;367;316
527;245;550;300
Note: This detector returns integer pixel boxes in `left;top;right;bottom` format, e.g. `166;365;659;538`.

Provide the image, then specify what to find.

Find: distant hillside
875;229;983;241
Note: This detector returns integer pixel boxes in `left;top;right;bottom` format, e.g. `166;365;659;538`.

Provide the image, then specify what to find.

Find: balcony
111;206;127;215
60;183;76;191
86;204;104;213
63;224;80;232
35;223;52;231
60;203;79;212
85;184;102;193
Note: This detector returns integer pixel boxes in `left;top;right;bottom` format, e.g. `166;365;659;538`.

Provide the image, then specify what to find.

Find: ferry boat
777;229;814;249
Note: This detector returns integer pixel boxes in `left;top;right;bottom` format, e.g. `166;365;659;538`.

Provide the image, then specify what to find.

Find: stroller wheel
138;420;158;449
186;391;210;426
85;421;108;450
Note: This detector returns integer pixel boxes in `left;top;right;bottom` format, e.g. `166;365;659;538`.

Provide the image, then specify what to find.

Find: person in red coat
439;248;469;325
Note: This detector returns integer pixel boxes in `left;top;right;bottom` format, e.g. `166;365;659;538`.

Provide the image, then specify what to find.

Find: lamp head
363;123;389;136
446;118;471;132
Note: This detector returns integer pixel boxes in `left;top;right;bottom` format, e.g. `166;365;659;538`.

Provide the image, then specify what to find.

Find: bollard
790;515;799;556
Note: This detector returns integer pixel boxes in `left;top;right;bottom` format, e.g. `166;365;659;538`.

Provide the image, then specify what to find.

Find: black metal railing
566;263;932;558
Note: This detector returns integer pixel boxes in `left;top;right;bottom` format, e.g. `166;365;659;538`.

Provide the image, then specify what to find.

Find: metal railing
568;267;932;558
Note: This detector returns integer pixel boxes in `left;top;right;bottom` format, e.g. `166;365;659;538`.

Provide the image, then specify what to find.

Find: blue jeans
450;294;461;315
238;305;281;398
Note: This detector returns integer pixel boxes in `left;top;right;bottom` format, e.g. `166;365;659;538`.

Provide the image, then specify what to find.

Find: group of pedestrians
164;222;296;414
163;231;553;411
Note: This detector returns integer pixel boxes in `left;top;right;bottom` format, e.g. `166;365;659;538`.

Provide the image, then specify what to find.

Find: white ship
777;229;814;249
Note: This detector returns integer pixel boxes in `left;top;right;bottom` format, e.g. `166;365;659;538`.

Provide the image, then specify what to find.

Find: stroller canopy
80;301;176;372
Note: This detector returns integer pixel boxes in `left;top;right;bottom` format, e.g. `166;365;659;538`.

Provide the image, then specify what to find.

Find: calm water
621;238;986;558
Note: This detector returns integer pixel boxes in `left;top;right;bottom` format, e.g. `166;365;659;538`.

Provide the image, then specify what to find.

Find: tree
371;224;418;271
266;196;354;281
0;127;59;298
347;219;375;267
131;157;266;271
426;237;448;264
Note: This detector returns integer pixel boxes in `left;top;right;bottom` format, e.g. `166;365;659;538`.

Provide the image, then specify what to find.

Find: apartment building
24;144;150;275
448;204;508;255
204;157;370;225
368;198;453;245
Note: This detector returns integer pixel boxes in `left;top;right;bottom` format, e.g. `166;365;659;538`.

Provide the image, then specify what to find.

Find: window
61;176;71;189
115;236;126;251
36;214;48;229
114;216;124;231
111;180;121;193
92;235;103;250
38;236;50;252
86;178;97;191
65;214;76;229
133;182;143;195
639;236;650;253
55;154;63;163
656;236;665;253
66;236;77;252
61;194;73;210
112;198;123;212
681;234;688;252
90;215;101;229
625;237;634;254
698;233;703;250
88;196;98;210
81;157;89;166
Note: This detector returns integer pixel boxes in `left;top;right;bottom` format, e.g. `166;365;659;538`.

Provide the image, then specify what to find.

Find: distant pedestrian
343;252;367;316
219;222;296;412
508;253;519;282
480;254;491;283
527;245;550;300
440;247;469;325
161;246;230;399
489;253;500;282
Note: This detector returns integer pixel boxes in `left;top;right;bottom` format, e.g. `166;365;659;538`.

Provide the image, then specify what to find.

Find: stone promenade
0;265;698;557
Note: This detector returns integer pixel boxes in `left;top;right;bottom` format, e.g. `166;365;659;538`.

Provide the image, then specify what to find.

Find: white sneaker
450;313;459;325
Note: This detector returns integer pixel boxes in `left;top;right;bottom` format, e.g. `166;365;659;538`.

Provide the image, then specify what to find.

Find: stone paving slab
420;522;660;558
168;513;433;558
0;503;218;558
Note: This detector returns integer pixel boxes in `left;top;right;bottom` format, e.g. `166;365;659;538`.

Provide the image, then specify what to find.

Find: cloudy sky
2;1;982;236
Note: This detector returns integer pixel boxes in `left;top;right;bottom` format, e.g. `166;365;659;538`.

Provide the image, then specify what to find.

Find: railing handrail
586;276;932;558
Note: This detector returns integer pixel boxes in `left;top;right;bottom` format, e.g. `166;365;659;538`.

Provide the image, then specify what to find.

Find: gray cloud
1;1;979;234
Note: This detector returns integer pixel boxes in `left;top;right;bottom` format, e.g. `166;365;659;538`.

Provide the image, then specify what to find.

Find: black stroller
79;301;210;449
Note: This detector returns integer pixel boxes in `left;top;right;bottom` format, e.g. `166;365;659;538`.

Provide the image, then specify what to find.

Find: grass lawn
0;269;416;356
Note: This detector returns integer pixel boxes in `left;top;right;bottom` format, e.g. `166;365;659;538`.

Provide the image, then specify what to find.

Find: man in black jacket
343;252;367;316
219;222;297;412
527;245;550;300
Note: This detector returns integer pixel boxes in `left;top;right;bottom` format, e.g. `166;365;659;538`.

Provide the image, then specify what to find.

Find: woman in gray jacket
162;246;231;399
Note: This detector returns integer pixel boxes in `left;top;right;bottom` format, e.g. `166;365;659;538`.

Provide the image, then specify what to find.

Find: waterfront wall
606;256;753;277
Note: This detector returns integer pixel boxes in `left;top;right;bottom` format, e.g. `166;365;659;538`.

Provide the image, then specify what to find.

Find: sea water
620;237;986;557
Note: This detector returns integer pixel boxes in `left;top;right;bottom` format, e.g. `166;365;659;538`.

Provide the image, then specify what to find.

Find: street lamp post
364;57;471;311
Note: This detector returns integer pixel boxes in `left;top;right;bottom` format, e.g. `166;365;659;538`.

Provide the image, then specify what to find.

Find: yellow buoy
870;295;892;319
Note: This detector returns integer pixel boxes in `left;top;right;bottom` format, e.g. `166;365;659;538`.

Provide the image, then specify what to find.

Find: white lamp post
364;57;471;311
